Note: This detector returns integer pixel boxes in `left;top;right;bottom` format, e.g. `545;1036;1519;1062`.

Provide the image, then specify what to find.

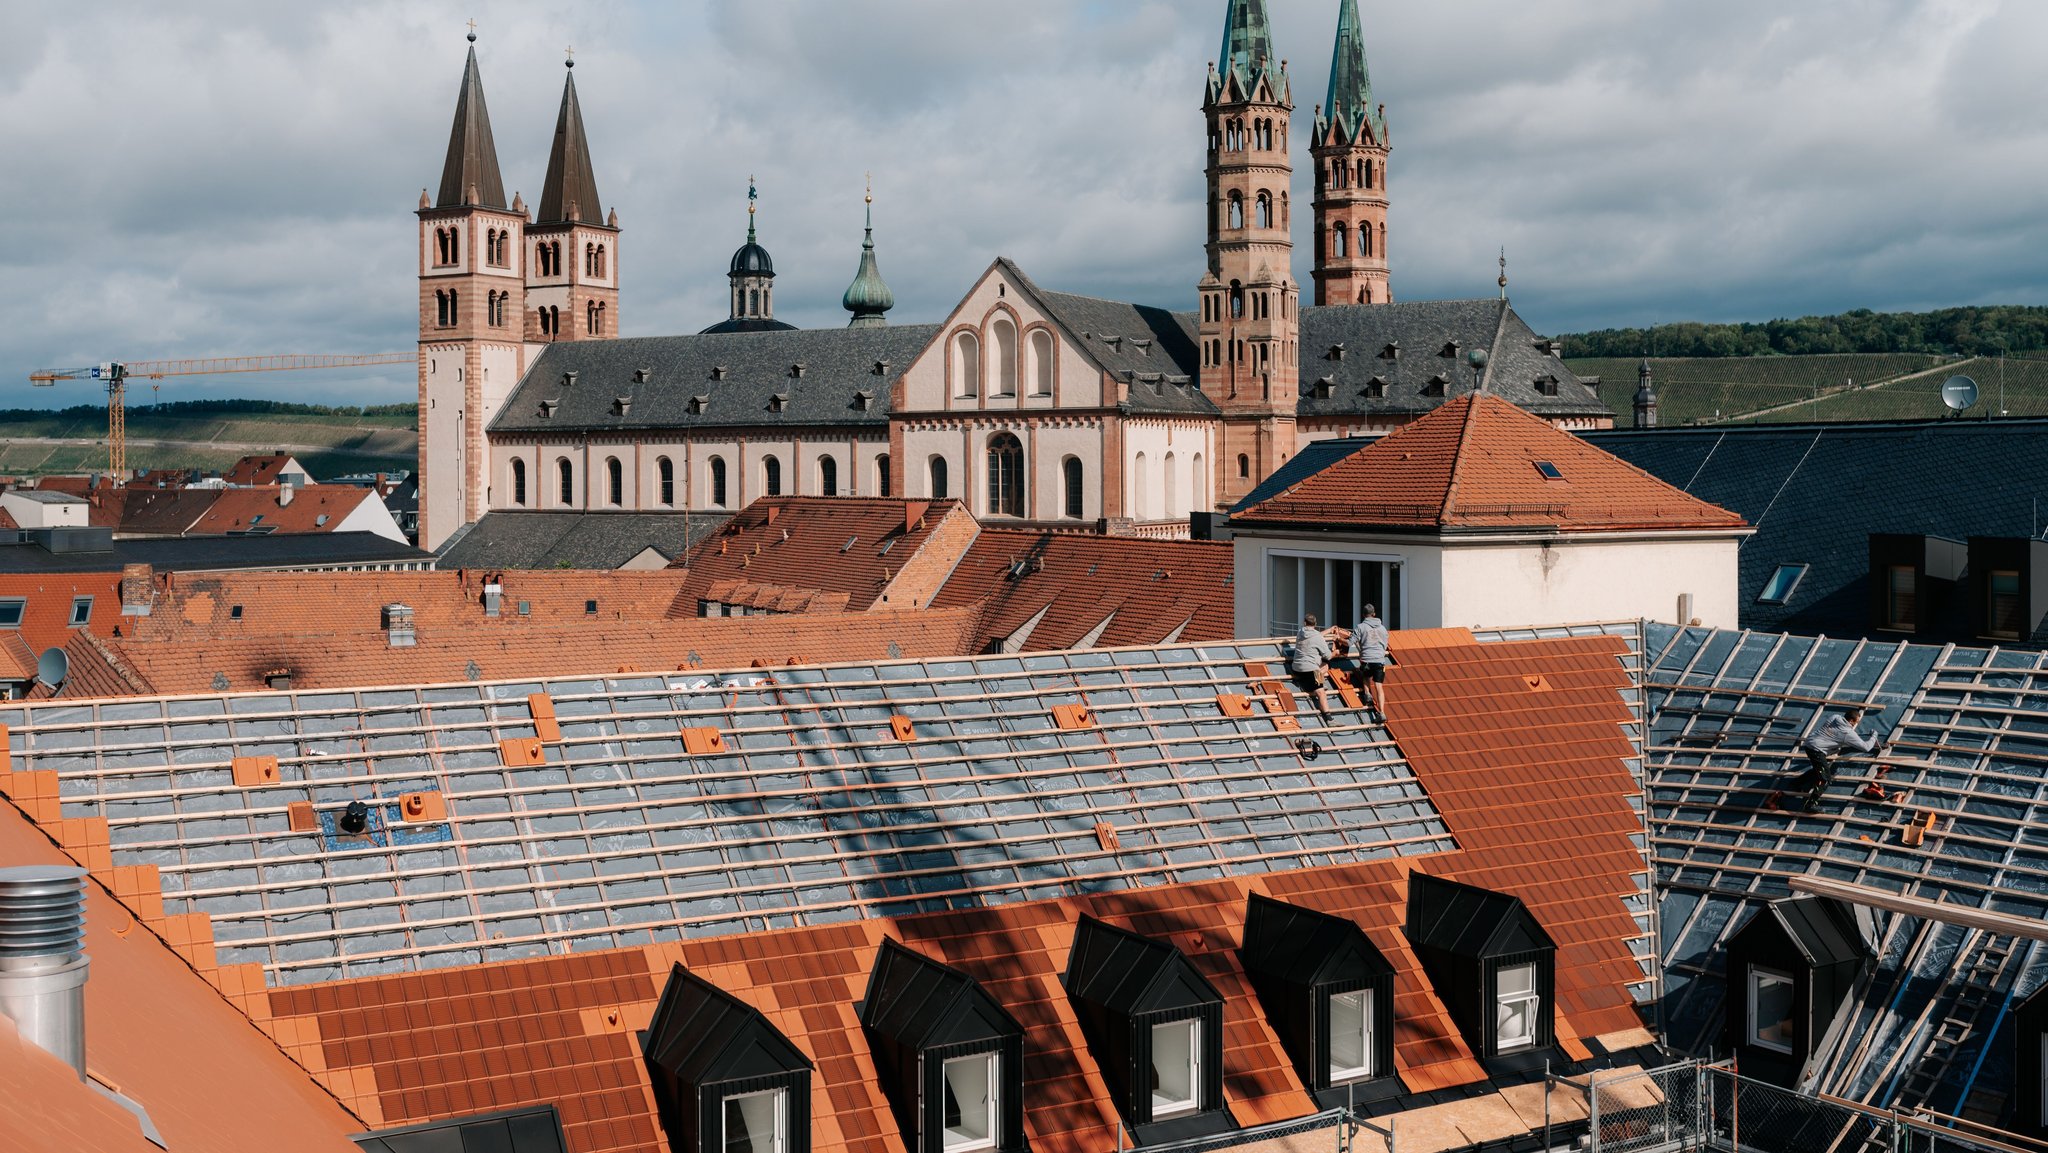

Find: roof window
1758;564;1808;605
858;939;1025;1153
68;596;92;627
1533;461;1564;481
353;1105;569;1152
1239;894;1396;1099
1405;873;1557;1062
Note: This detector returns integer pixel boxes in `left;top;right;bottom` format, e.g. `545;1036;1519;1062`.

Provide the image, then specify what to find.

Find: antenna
1940;375;1979;414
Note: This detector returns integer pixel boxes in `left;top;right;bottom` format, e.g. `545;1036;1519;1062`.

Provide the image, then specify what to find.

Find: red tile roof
112;487;221;536
1238;394;1747;532
251;632;1649;1153
63;605;987;696
222;453;304;486
186;485;381;535
0;800;364;1152
0;573;124;653
676;498;975;611
930;529;1234;651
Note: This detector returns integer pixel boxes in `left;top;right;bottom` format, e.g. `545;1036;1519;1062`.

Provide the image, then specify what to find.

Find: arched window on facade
1028;329;1054;396
819;456;838;497
709;457;728;507
991;317;1019;397
929;456;949;500
877;454;891;497
1255;192;1272;229
986;433;1024;517
1164;452;1181;519
604;457;623;506
1063;457;1084;519
1228;192;1245;230
1363;159;1374;188
511;458;527;506
1133;452;1149;520
584;242;595;276
763;455;782;497
557;458;574;506
657;457;675;506
1237;453;1250;479
1360;223;1373;257
952;331;980;397
1331;223;1348;259
595;244;606;277
435;291;450;327
1230;281;1245;318
1192;453;1205;510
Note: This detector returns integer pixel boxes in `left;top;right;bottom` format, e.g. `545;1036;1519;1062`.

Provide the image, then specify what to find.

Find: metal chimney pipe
0;865;90;1078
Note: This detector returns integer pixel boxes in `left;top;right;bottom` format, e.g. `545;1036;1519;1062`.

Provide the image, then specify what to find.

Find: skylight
1757;563;1808;605
1533;461;1564;481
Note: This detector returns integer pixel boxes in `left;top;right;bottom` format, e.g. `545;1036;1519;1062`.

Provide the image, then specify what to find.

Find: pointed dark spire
536;55;603;225
843;181;894;329
436;38;508;210
1320;0;1385;143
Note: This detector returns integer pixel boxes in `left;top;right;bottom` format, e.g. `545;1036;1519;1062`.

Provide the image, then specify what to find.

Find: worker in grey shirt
1349;604;1392;720
1287;613;1335;718
1771;705;1883;812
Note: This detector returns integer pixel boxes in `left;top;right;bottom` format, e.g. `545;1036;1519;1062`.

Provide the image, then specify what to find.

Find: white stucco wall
334;493;409;542
897;264;1103;414
1233;529;1741;637
489;432;890;513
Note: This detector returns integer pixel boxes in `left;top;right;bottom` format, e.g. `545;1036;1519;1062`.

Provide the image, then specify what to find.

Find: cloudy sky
2;0;2042;407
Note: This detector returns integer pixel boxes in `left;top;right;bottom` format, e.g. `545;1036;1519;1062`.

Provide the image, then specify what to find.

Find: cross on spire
565;43;574;68
466;18;477;42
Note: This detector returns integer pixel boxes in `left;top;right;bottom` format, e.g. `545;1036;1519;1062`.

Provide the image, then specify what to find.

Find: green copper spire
1211;0;1287;102
1318;0;1386;144
842;179;893;329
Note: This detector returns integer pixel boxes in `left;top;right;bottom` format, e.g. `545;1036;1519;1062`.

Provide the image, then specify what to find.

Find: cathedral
415;0;1611;550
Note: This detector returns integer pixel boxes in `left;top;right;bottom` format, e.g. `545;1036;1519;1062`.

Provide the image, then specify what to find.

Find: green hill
1566;354;2044;425
0;400;417;479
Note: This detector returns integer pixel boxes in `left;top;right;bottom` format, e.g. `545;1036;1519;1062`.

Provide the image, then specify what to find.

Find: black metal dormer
1722;895;1871;1089
858;939;1026;1153
643;963;815;1153
1062;915;1231;1139
2012;980;2048;1138
1405;873;1558;1065
1239;894;1398;1105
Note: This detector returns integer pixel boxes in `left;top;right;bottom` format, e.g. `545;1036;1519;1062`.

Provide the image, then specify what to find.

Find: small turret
702;180;795;334
843;181;894;329
1633;359;1659;429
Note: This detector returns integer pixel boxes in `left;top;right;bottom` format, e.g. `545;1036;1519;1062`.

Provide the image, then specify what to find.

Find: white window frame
1264;549;1406;637
1494;962;1541;1052
68;596;93;627
1757;563;1808;605
1747;966;1797;1055
940;1051;999;1152
1149;1018;1201;1119
721;1087;787;1153
1327;988;1374;1083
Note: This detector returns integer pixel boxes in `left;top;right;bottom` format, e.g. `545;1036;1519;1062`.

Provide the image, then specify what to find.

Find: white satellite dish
35;647;68;689
1941;375;1980;412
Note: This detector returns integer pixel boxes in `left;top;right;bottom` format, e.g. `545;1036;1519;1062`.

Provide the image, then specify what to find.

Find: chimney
382;603;416;647
118;563;155;617
0;865;90;1079
278;481;294;507
483;581;503;617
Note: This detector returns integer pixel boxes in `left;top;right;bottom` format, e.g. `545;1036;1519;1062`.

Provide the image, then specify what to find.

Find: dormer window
1240;894;1396;1102
1533;374;1559;396
634;368;652;383
1362;376;1388;400
539;399;559;419
613;396;632;416
1326;344;1345;361
1312;376;1336;399
1405;874;1557;1062
1379;343;1400;360
690;395;711;415
711;365;729;381
853;390;875;412
1423;374;1449;398
644;964;815;1153
859;940;1024;1153
768;393;789;413
1062;916;1225;1132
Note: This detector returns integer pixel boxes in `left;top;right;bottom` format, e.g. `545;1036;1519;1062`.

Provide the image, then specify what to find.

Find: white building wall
488;432;891;513
332;494;409;542
1233;532;1446;637
420;343;467;546
1438;536;1740;631
1123;422;1213;522
897;264;1104;414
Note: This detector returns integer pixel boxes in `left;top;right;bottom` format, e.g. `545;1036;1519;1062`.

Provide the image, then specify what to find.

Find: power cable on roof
1743;429;1825;549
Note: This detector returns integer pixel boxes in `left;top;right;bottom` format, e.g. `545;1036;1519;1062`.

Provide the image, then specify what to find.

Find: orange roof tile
0;572;124;653
185;485;382;536
1238;394;1747;532
929;529;1233;651
676;498;974;611
0;801;363;1152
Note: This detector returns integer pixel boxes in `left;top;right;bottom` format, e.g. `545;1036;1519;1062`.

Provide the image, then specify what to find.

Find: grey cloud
1;0;2041;409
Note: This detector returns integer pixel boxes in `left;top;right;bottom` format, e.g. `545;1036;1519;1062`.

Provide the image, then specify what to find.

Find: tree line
1557;305;2048;359
0;400;418;421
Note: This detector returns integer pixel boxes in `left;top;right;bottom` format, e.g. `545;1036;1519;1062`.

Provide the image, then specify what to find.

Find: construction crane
27;352;415;474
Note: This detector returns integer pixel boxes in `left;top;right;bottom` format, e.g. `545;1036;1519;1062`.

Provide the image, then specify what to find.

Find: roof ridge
1438;395;1485;525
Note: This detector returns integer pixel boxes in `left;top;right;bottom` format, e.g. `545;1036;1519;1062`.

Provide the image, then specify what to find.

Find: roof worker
1770;704;1884;813
1348;604;1394;723
1287;613;1337;720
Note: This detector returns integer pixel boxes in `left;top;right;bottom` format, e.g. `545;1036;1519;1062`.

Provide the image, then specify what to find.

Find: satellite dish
1941;375;1980;412
35;647;68;689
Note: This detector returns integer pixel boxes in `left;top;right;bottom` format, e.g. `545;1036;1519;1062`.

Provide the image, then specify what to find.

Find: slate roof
1297;300;1610;421
439;510;730;570
1583;419;2048;644
490;325;939;434
994;260;1213;416
1236;394;1749;532
0;531;431;574
929;528;1234;651
207;629;1653;1153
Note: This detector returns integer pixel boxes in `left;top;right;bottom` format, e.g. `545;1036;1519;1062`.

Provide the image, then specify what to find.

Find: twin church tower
415;0;1394;544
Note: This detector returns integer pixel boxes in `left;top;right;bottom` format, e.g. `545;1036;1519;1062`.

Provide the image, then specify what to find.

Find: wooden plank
1787;875;2048;943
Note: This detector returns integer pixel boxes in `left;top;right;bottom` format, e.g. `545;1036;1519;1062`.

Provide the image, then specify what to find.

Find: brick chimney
278;481;294;507
119;564;155;617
